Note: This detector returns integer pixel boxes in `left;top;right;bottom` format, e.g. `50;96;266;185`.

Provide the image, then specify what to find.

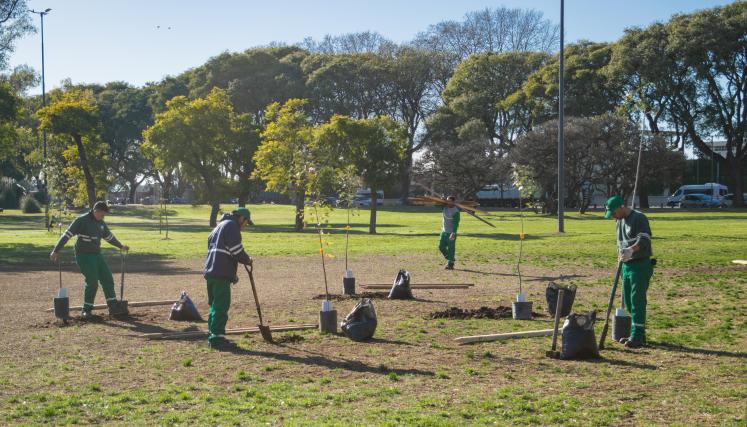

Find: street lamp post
30;8;51;227
558;0;565;233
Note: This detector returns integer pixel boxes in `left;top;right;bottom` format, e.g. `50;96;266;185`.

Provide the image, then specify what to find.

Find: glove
231;276;239;284
619;247;634;262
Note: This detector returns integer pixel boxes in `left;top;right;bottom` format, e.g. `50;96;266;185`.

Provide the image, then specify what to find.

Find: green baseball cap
232;207;254;225
604;195;625;219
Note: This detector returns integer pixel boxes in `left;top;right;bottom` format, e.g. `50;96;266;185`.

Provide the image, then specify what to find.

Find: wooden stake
455;329;554;345
363;283;474;287
45;299;176;313
142;324;318;340
362;284;473;290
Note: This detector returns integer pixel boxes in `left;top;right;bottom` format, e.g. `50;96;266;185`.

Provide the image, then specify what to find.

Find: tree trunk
294;189;305;232
729;157;744;207
128;182;139;204
399;146;414;205
209;202;220;227
639;187;650;209
73;134;97;208
369;190;378;234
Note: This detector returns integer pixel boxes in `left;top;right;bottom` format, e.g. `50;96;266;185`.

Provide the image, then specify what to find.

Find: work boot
445;262;454;270
209;340;237;352
624;339;645;349
80;310;93;320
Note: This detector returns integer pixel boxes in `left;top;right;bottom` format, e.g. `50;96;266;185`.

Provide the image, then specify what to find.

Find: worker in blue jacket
203;208;253;350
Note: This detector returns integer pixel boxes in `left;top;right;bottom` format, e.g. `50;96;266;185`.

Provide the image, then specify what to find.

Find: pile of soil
312;292;390;301
429;306;543;320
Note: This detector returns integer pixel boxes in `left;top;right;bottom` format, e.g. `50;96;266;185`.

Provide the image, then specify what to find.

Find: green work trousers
206;276;232;344
75;253;117;312
622;258;653;342
438;232;456;264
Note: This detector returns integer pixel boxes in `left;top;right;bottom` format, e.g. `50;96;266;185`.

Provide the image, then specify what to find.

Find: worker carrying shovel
49;201;130;319
439;196;460;270
605;195;654;349
203;208;253;351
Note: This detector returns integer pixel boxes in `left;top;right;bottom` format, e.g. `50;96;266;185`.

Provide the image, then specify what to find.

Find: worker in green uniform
50;201;130;319
439;196;460;270
605;195;654;349
203;208;254;350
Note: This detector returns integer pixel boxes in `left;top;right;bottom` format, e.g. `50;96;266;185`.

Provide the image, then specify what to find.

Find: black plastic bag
341;298;377;341
561;311;599;360
546;282;577;317
388;269;413;300
169;291;202;321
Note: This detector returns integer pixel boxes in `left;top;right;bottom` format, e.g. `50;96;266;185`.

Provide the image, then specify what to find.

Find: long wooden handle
455;329;554;345
120;252;126;301
550;289;565;352
598;261;623;350
244;264;264;326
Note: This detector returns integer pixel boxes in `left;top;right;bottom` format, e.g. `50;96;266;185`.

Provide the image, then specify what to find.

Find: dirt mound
312;292;391;300
429;306;543;320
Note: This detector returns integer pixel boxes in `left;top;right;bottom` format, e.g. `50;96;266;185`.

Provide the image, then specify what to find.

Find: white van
667;183;729;207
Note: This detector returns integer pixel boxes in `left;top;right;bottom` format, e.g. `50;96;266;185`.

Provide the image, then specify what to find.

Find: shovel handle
120;250;126;301
244;263;264;326
599;261;623;350
550;289;565;352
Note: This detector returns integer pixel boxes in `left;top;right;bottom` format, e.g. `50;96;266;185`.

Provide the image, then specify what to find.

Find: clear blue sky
12;0;735;94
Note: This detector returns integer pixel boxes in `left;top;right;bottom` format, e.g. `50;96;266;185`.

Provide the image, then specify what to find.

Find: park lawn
1;204;746;270
0;205;745;425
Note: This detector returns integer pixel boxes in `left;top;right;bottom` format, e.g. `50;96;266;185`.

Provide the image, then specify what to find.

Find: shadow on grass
588;355;659;370
0;244;199;274
648;341;747;359
226;343;435;377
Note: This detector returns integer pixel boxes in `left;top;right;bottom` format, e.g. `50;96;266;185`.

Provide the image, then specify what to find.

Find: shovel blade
258;325;273;343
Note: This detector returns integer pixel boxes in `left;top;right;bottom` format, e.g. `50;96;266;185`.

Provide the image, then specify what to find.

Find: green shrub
20;194;41;213
0;177;22;209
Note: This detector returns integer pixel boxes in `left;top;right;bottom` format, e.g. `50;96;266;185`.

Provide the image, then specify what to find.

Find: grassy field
2;203;746;269
0;205;745;425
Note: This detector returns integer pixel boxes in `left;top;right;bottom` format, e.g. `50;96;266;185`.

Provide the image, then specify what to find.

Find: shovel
598;261;623;350
545;289;565;359
243;263;273;343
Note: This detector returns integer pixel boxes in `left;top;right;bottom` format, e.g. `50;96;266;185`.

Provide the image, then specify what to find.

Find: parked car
353;189;384;207
723;193;747;207
679;194;725;208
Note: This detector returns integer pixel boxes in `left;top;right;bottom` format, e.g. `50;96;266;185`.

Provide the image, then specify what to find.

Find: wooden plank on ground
45;300;176;313
455;329;554;345
362;284;474;290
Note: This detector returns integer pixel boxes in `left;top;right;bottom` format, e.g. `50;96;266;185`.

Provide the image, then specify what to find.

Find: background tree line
2;2;745;228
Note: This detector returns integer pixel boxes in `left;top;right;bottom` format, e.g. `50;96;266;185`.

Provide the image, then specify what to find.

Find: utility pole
31;8;52;228
557;0;565;233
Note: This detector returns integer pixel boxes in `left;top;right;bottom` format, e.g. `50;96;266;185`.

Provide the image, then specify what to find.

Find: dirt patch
312;292;391;300
429;306;544;319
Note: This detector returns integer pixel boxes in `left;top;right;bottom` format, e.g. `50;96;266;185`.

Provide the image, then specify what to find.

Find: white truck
666;183;728;207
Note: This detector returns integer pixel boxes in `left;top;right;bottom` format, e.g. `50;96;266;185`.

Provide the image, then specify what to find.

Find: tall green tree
96;82;153;202
316;115;405;234
302;53;392;121
0;0;34;70
188;47;308;124
610;2;747;206
142;88;240;226
386;47;441;203
254;98;317;232
440;51;549;154
511;41;621;123
38;89;102;207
